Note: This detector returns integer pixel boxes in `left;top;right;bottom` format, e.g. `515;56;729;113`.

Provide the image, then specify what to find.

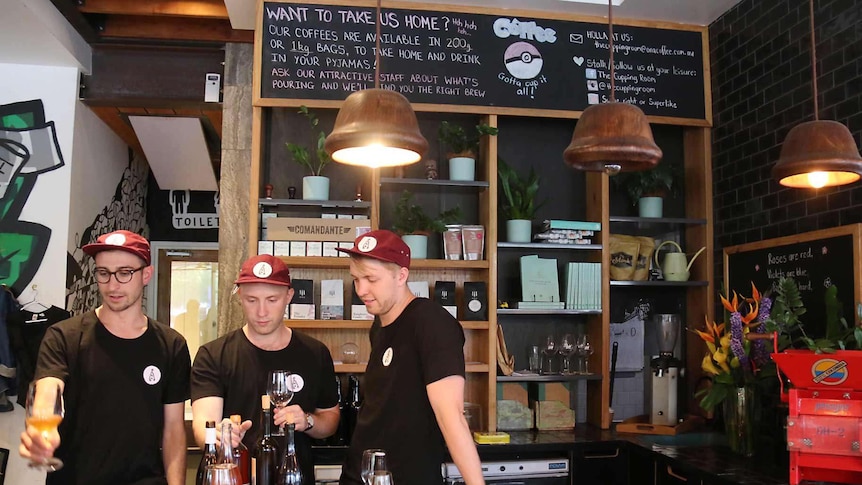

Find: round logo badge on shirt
357;236;378;253
143;365;161;385
287;373;305;392
105;233;127;246
382;347;393;366
253;261;273;278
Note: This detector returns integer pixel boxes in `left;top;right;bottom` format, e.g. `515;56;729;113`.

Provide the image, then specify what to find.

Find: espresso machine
649;314;682;426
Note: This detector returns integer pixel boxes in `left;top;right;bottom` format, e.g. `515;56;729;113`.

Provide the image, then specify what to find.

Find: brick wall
709;0;862;257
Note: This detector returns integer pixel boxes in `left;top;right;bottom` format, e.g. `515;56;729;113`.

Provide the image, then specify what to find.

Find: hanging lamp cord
608;0;615;102
374;0;381;89
809;0;818;120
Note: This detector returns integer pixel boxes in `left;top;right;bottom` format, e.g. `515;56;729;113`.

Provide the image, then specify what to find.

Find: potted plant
286;106;331;200
612;163;680;217
391;190;461;259
438;121;499;181
498;158;544;243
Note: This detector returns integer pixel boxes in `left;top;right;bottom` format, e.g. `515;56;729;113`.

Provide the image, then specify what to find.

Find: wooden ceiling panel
78;0;230;19
99;15;253;43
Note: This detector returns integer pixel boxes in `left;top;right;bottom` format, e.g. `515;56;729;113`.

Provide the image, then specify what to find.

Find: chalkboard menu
724;226;862;339
259;2;707;120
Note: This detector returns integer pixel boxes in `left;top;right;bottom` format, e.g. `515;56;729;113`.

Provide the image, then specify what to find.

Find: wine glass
25;381;64;472
541;335;557;374
268;370;294;435
578;335;595;374
361;449;387;485
558;333;576;375
203;464;240;485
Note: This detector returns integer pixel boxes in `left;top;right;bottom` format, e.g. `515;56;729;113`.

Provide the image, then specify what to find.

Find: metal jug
654;241;706;281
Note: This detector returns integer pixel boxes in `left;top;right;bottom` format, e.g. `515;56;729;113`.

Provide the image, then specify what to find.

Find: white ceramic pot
448;157;476;181
302;176;330;200
506;219;532;243
638;196;663;218
401;234;428;259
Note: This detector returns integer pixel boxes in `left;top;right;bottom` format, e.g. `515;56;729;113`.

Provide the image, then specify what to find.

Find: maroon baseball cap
336;229;411;268
82;230;151;265
235;254;292;287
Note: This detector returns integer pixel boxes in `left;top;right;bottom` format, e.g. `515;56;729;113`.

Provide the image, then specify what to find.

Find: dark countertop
476;427;790;485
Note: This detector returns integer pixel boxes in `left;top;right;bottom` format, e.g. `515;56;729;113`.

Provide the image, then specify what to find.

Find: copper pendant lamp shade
772;0;862;188
563;0;661;174
564;102;662;173
325;89;428;168
324;0;427;168
772;120;862;188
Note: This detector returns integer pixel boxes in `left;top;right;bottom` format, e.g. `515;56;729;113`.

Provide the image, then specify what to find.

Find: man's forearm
163;424;186;485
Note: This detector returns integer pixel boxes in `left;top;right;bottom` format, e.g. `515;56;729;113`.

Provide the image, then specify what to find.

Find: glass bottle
255;395;278;485
347;375;362;443
230;415;251;485
277;423;302;485
213;421;242;485
196;420;218;485
331;375;347;445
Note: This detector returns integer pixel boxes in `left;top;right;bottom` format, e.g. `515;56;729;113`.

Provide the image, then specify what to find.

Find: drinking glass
268;370;294;435
203;463;240;485
558;333;576;375
372;471;395;485
578;335;595;374
361;449;387;485
25;381;64;472
541;335;557;374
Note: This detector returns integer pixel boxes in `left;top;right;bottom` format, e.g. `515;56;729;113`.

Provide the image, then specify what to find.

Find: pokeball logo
503;42;543;80
811;358;848;385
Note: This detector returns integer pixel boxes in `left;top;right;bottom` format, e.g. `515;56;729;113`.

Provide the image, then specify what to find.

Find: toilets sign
170;190;220;229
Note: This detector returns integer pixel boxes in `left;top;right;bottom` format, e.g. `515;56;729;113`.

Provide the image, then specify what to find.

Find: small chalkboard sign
724;225;862;339
257;1;708;121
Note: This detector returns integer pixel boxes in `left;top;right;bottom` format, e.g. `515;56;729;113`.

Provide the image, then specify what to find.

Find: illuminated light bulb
331;145;421;169
807;171;829;189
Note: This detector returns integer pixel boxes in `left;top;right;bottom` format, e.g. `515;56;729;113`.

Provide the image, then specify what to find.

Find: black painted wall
710;0;862;256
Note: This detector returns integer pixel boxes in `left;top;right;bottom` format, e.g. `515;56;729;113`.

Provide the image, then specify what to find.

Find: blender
649;314;682;426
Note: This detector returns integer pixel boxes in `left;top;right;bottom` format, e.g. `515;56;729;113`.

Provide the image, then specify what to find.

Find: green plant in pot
612;162;680;218
498;158;544;243
391;190;461;259
438;121;499;181
285;106;331;200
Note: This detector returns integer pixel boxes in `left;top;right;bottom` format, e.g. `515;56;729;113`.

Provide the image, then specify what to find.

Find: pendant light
563;0;661;174
324;0;428;168
772;0;862;188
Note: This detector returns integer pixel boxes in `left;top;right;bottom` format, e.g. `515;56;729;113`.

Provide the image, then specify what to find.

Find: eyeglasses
94;266;146;284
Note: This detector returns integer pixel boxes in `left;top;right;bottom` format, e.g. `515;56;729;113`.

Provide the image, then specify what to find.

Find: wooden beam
49;0;99;43
99;15;253;43
78;0;229;19
204;109;223;139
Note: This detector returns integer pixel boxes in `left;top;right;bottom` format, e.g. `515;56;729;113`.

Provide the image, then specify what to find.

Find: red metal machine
772;349;862;485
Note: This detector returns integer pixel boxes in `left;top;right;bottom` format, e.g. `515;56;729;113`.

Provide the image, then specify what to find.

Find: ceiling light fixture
771;0;862;189
324;0;428;168
563;0;661;175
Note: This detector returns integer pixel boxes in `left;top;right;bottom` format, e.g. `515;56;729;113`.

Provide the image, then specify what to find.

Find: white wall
0;61;80;485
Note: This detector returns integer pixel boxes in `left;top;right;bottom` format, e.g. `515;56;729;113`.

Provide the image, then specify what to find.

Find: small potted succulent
498;158;544;242
612;163;680;217
286;106;331;200
391;190;461;259
438;121;499;181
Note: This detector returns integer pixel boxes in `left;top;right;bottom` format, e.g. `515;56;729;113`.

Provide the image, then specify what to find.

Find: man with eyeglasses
20;230;191;485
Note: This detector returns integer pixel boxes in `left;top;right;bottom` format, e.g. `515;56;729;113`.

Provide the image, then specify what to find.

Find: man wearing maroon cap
191;254;339;483
21;230;191;485
337;230;484;485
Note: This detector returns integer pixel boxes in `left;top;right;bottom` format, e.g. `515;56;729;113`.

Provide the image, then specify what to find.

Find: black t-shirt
341;298;466;485
34;311;191;485
191;328;338;484
8;306;71;406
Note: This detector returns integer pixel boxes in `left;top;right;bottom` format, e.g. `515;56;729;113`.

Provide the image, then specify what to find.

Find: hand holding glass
268;370;294;434
25;381;64;472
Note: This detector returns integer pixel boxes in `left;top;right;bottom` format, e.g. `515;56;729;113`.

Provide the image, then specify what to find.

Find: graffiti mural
66;154;148;315
0;100;65;294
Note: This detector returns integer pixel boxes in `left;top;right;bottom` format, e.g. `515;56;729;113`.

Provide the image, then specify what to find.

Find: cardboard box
273;241;291;257
257;240;274;256
268;217;366;242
